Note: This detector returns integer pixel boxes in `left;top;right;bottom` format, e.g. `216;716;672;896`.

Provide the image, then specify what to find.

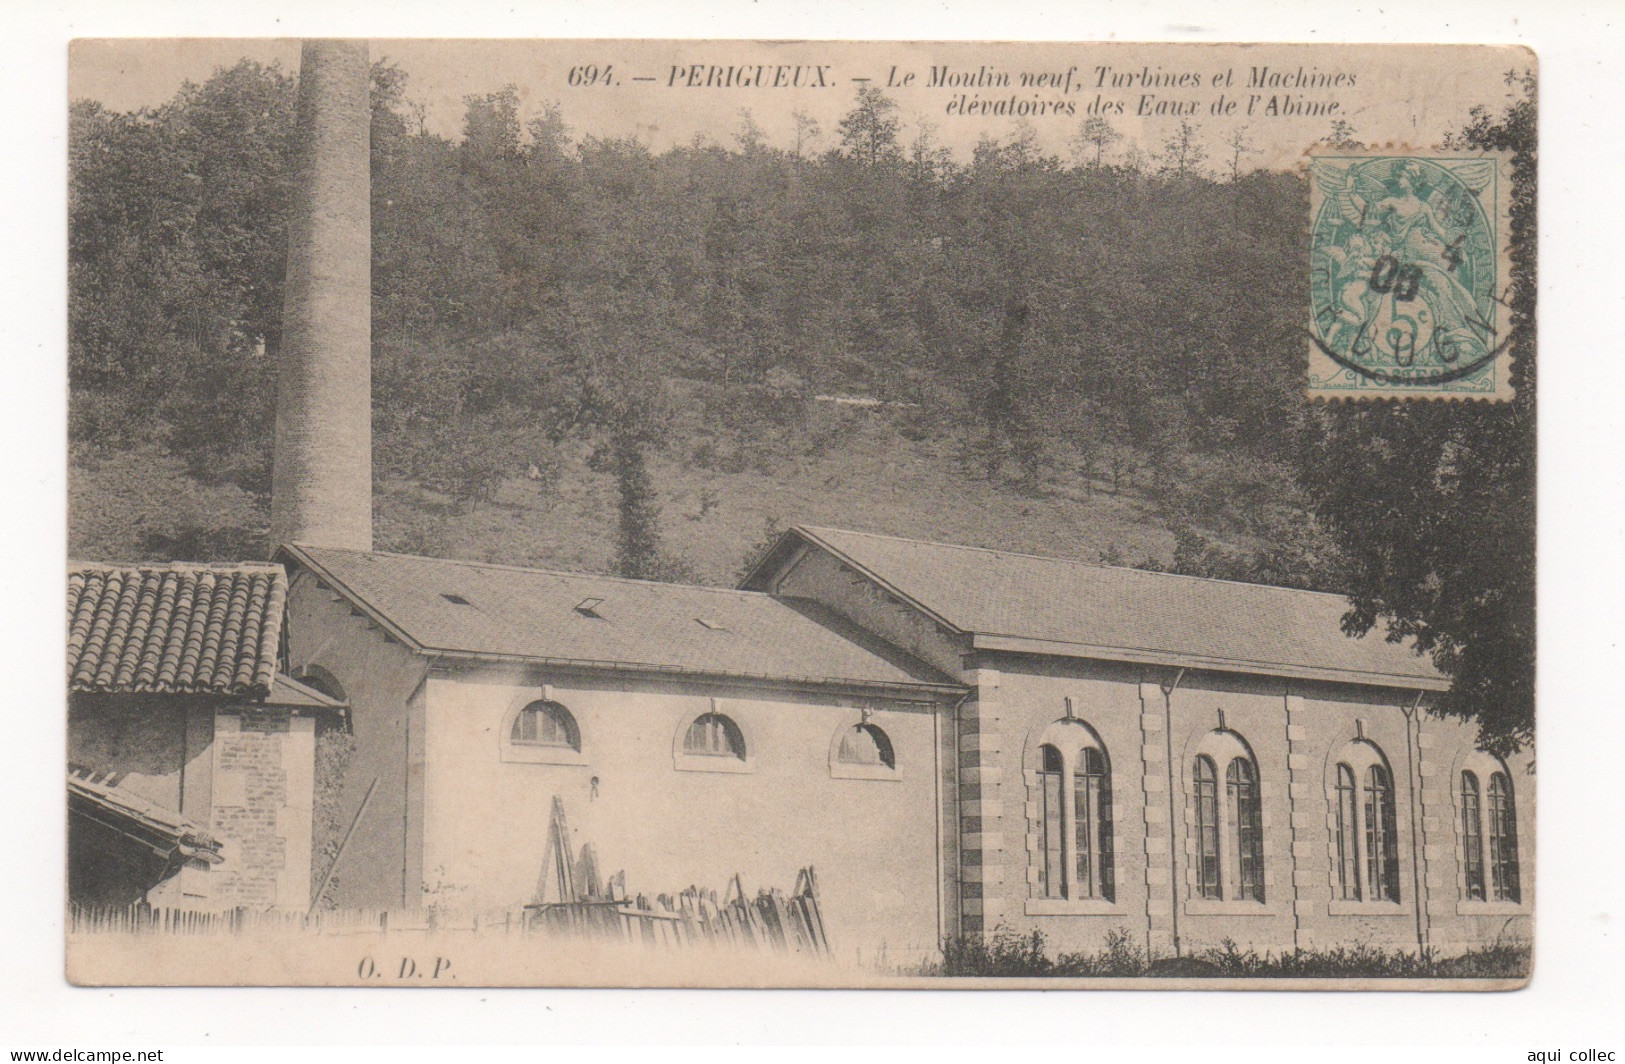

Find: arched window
1193;755;1222;900
1488;771;1521;903
511;700;580;751
1038;745;1065;899
1330;741;1401;904
293;664;346;703
684;712;745;760
1363;763;1400;902
837;723;895;769
1074;747;1114;901
1029;723;1115;903
1460;771;1486;900
1227;757;1265;903
1334;764;1361;900
1190;731;1266;904
1458;756;1521;904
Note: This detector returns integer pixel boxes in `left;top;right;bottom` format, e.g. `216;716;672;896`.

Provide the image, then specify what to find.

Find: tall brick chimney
271;39;372;553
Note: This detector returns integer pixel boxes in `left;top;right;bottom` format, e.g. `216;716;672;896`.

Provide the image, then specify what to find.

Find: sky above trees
70;39;1522;170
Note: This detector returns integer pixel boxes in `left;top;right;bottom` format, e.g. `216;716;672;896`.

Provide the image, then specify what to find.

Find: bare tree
908;118;951;181
733;108;767;154
791;108;821;159
1157;119;1209;177
1071;116;1123;167
1223;125;1264;180
1002;119;1046;168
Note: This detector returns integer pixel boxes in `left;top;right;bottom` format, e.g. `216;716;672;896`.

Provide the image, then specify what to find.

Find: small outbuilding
67;561;345;911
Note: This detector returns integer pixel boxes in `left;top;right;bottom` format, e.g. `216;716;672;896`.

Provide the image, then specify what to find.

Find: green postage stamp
1309;150;1515;401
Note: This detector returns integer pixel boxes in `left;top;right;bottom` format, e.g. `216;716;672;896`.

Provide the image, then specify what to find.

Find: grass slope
70;415;1175;583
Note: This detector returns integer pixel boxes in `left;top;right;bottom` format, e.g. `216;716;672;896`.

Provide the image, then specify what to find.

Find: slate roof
281;544;958;693
749;526;1447;690
68;562;287;697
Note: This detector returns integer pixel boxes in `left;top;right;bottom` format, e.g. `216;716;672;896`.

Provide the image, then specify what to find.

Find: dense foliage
1295;73;1537;756
67;61;1534;751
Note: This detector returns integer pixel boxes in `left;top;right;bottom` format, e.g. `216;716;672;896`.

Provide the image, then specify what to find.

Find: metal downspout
1285;683;1301;954
1403;689;1430;958
948;687;975;947
1162;667;1187;958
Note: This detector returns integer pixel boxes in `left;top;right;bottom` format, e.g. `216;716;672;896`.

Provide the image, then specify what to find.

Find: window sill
1184;899;1276;917
674;754;754;775
1328;899;1412;917
501;745;588;767
1456;899;1526;916
830;763;901;782
1025;899;1125;917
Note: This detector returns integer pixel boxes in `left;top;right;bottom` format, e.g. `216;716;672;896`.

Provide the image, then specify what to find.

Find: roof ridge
797;525;1355;602
70;560;286;574
292;544;773;599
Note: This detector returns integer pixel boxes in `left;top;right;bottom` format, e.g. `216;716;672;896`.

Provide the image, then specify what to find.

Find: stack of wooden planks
524;866;829;957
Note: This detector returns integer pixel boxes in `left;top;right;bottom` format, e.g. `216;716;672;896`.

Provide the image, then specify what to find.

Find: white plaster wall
284;568;430;910
772;547;969;679
279;715;316;910
420;669;945;966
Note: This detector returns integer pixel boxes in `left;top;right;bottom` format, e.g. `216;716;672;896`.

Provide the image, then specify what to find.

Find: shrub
935;926;1148;978
938;927;1055;977
927;928;1529;980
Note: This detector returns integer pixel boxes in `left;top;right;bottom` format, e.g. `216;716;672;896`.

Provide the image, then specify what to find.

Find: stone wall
69;693;319;912
205;709;316;910
972;657;1533;960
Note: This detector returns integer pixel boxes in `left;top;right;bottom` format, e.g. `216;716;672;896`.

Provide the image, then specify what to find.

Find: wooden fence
69;866;831;958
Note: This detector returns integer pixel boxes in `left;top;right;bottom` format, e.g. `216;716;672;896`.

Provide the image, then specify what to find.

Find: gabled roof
68;562;287;697
280;544;959;695
745;526;1448;691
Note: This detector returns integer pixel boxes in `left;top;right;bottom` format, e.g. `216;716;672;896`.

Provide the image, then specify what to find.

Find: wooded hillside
68;62;1535;751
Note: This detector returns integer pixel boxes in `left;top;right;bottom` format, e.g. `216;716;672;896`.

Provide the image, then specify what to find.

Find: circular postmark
1309;155;1504;390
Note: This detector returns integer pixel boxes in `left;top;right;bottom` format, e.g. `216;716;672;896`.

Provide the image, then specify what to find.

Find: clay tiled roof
67;562;287;697
282;544;958;694
747;526;1448;690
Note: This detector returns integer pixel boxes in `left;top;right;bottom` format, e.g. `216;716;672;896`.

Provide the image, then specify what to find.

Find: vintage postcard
65;38;1535;988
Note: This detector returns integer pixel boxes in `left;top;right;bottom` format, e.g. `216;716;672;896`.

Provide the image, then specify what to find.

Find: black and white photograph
8;0;1625;1050
56;35;1544;990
